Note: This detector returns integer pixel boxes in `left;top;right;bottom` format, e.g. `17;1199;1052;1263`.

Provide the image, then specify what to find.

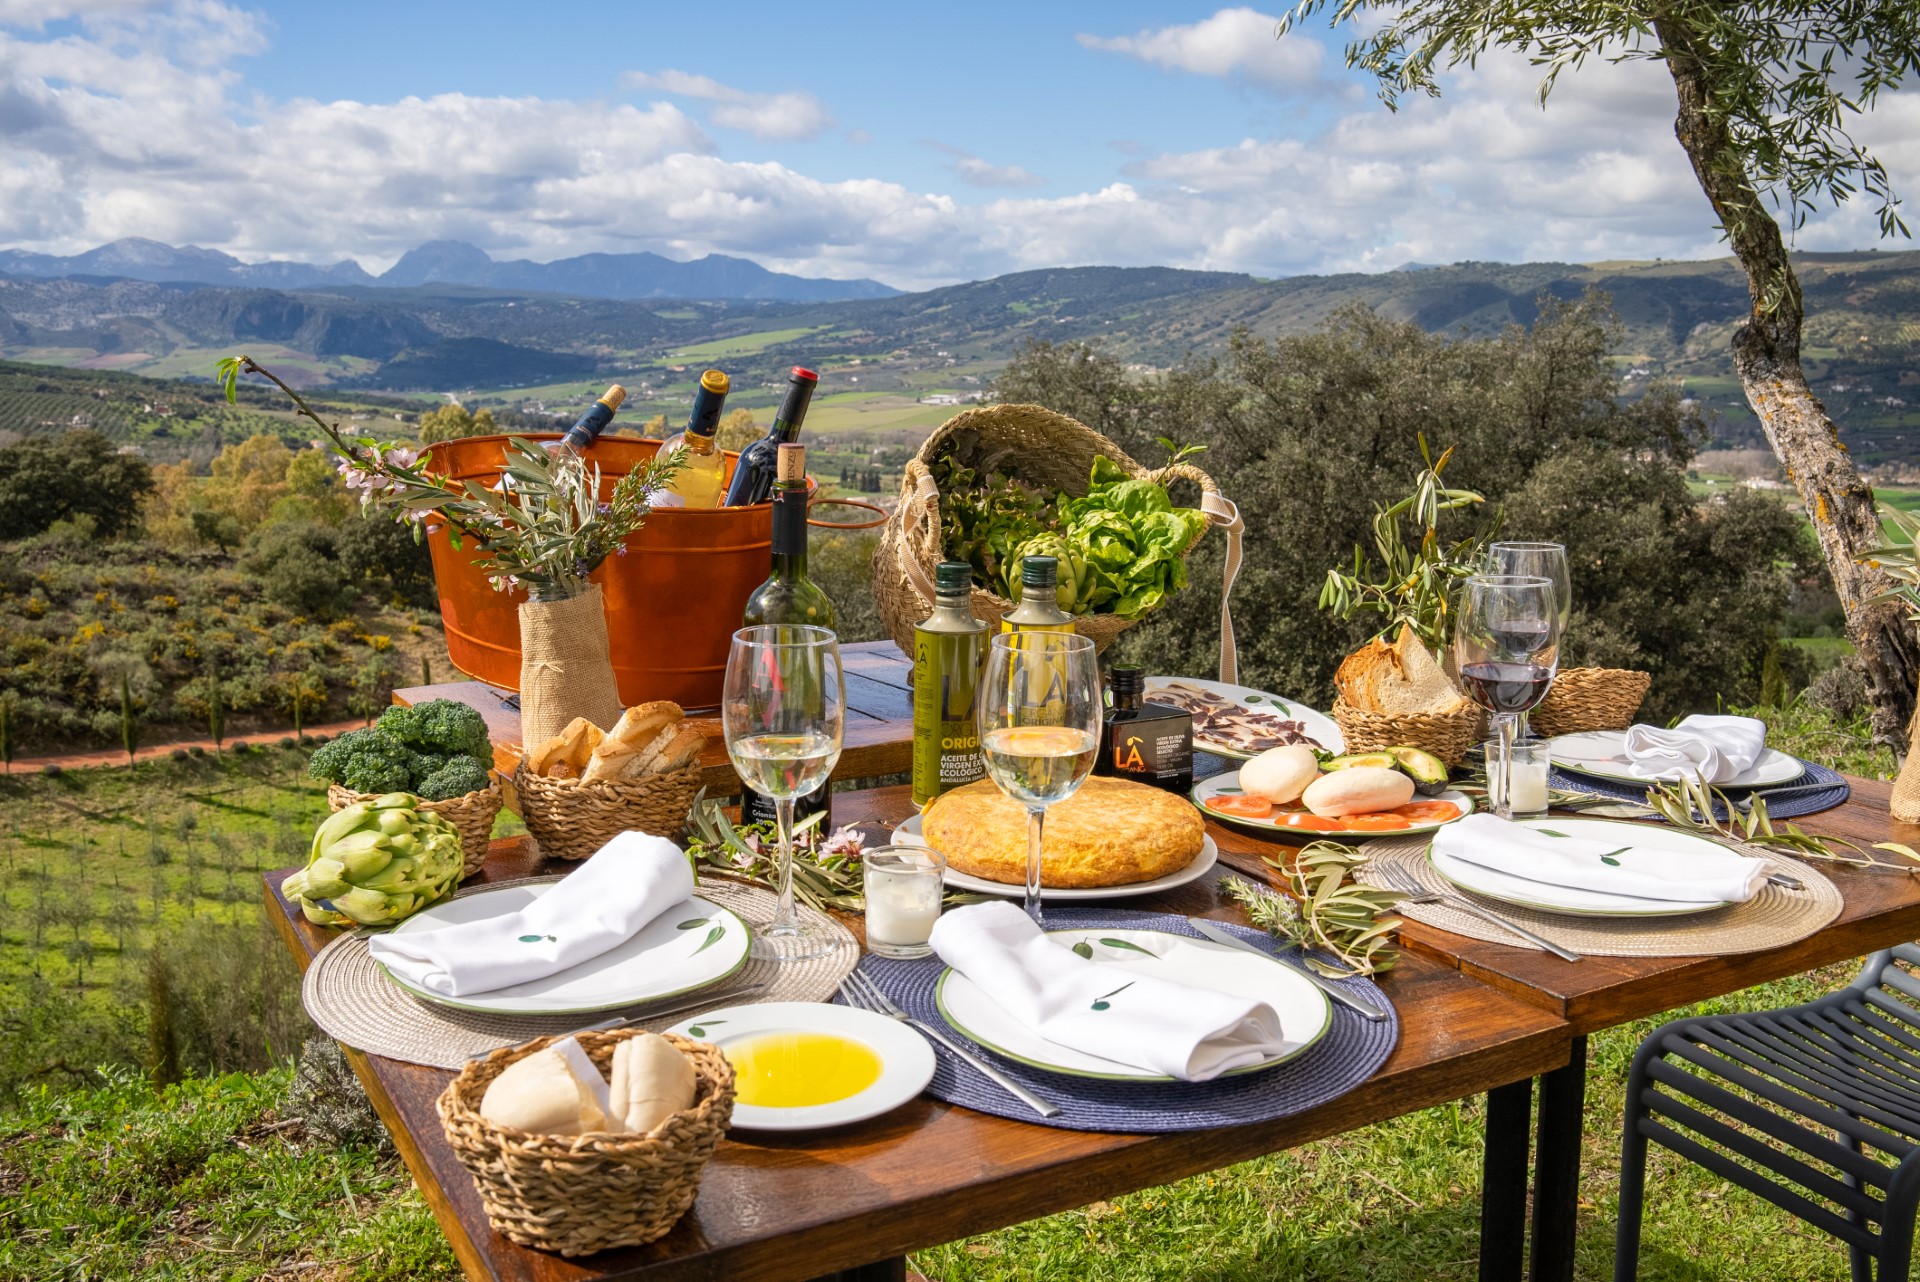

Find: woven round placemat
1355;832;1841;957
302;875;858;1068
1549;758;1850;822
848;908;1399;1133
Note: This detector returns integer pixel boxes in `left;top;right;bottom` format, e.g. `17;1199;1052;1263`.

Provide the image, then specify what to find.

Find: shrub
0;429;154;541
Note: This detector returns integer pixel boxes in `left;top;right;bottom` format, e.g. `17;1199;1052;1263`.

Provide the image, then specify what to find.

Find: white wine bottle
656;369;729;508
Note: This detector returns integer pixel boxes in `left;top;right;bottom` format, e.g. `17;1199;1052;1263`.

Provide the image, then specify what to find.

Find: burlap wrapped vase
1894;713;1920;825
518;583;623;747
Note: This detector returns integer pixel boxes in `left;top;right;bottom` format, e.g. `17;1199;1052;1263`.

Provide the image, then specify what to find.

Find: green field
671;326;826;361
135;344;378;383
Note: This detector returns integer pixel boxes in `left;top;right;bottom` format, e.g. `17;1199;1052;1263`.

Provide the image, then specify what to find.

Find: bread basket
1332;698;1483;770
511;761;702;860
1528;667;1652;737
437;1029;734;1257
326;776;502;879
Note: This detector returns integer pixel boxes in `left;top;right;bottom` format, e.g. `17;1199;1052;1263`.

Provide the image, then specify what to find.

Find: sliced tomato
1279;811;1341;832
1209;794;1275;819
1394;801;1462;823
1341;813;1414;832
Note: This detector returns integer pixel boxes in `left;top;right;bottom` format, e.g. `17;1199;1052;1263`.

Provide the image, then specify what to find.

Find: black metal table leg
1480;1077;1535;1282
806;1258;907;1282
1530;1035;1589;1282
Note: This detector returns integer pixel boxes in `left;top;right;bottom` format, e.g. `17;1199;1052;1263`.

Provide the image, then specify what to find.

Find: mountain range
0;237;898;303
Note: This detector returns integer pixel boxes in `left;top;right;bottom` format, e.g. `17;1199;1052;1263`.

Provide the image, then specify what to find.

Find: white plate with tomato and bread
1192;744;1474;838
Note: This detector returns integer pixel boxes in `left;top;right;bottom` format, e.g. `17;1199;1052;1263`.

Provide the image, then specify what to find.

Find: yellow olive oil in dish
726;1031;883;1108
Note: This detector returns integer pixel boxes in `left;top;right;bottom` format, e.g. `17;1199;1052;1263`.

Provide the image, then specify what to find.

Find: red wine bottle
723;367;817;506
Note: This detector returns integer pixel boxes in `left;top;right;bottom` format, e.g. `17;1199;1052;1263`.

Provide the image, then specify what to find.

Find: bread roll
608;1033;697;1135
533;717;604;778
1335;625;1465;716
582;702;684;783
479;1036;613;1134
1239;745;1320;804
1302;766;1414;818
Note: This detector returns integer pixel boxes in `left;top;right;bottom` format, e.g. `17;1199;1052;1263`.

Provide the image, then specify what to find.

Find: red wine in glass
1454;574;1561;820
1460;662;1554;715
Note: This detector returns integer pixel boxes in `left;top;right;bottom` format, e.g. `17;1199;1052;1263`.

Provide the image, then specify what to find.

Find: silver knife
464;980;768;1060
1186;917;1390;1022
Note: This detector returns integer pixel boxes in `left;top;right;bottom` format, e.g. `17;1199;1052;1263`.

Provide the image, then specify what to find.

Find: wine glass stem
772;794;799;934
1492;712;1519;820
1025;805;1046;926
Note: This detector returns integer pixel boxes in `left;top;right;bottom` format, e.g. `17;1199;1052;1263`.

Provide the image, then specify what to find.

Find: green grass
671;325;825;361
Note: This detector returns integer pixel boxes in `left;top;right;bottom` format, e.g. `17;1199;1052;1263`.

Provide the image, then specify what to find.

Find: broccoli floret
404;748;455;785
307;727;414;794
377;699;491;760
416;755;493;801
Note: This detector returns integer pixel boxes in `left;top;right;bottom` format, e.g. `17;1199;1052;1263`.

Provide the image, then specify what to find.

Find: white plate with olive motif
1142;676;1344;759
934;927;1331;1082
1547;729;1802;789
376;886;751;1015
890;814;1218;900
1426;817;1732;917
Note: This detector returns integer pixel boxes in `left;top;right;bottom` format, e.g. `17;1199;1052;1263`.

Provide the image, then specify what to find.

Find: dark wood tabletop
267;785;1572;1282
395;640;914;795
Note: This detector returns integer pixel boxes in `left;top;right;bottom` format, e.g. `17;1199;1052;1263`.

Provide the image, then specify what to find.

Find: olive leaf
1090;981;1135;1012
692;925;727;955
1096;937;1157;957
1224;839;1405;978
676;918;710;931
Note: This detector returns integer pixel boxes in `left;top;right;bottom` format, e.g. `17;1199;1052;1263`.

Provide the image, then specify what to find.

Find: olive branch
1224;839;1404;977
1642;775;1920;876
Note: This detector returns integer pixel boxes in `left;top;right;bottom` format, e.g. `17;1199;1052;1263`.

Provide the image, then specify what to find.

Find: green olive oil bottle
912;561;989;809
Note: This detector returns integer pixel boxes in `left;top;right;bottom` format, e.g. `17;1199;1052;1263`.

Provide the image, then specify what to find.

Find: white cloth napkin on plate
929;900;1288;1082
1434;812;1767;904
1623;714;1768;784
367;831;694;997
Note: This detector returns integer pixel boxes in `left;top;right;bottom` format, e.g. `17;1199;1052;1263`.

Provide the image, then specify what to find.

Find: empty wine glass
1455;575;1561;820
1487;541;1571;739
977;631;1102;924
722;624;844;960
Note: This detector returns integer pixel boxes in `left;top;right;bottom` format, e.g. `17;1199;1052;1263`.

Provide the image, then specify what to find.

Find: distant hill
0;237;900;303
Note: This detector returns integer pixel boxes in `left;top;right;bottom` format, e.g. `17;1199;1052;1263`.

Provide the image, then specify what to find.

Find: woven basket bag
326;777;503;879
1526;667;1652;737
1332;699;1484;770
438;1029;734;1257
874;403;1248;677
511;762;702;860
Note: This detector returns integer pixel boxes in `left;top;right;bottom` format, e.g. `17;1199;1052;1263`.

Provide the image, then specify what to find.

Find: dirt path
10;719;369;772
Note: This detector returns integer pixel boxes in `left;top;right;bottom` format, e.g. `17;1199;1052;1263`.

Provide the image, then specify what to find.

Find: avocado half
1321;746;1451;796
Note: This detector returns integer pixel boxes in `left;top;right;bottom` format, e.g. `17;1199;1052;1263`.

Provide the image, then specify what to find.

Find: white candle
1509;758;1551;815
866;869;942;949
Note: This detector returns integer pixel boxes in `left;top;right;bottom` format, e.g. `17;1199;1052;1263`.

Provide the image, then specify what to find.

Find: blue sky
3;2;1915;289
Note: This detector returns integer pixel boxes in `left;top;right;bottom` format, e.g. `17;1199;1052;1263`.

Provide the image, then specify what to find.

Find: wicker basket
873;403;1226;659
437;1029;734;1257
1529;667;1652;737
1332;698;1483;770
327;777;503;879
511;762;702;860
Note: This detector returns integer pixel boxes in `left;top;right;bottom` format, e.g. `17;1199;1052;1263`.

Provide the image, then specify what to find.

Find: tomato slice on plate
1279;811;1341;832
1208;794;1275;819
1340;813;1414;831
1394;801;1463;823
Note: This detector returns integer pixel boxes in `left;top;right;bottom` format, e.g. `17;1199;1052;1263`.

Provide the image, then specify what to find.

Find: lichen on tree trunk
1657;18;1918;748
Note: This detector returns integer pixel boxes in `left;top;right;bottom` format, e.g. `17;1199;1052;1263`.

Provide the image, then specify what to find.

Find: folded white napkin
929;901;1289;1082
368;831;694;997
1434;812;1767;904
1624;714;1767;784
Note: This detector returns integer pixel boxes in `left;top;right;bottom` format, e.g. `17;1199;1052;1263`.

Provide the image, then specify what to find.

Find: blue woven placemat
841;908;1399;1133
1549;757;1850;821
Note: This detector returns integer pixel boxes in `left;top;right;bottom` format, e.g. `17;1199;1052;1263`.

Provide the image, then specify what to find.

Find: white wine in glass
722;625;844;961
977;631;1102;924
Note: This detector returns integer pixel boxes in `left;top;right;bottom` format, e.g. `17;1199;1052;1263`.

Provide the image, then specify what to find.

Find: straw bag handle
1200;490;1243;685
901;468;942;606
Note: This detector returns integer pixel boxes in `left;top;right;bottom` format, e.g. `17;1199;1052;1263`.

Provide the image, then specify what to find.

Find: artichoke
1001;533;1090;614
282;793;463;928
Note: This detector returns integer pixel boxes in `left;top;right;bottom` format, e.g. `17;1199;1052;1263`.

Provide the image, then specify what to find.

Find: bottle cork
598;384;627;411
776;442;806;484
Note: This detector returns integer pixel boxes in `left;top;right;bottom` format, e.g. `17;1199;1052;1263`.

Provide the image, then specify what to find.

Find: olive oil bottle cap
1106;665;1145;695
935;561;972;596
1021;555;1058;589
775;442;806;484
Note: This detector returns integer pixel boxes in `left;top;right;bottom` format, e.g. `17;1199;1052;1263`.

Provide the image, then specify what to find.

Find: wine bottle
911;561;988;809
1094;666;1193;795
657;369;729;508
723;366;817;506
557;384;626;453
1000;556;1075;634
742;444;835;628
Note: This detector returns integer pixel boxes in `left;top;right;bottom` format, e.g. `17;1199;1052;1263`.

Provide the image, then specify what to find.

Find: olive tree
1278;0;1920;744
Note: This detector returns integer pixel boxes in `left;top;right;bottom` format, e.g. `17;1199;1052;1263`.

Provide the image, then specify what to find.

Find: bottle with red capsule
723;366;818;506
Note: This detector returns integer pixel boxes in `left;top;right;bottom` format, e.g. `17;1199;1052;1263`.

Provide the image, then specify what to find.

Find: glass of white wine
723;624;845;961
977;631;1102;924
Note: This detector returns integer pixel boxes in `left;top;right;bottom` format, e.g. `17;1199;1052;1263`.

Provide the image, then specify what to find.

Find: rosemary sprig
1643;775;1920;875
1224;840;1404;977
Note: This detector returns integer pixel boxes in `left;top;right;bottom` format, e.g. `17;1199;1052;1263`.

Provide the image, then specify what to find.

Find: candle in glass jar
863;847;945;959
1507;742;1551;815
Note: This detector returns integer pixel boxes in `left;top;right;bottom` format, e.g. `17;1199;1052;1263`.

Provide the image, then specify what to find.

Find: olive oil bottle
1094;666;1193;795
912;561;988;808
1000;556;1075;634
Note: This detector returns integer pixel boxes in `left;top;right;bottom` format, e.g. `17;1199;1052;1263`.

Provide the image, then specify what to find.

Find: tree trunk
1656;18;1918;748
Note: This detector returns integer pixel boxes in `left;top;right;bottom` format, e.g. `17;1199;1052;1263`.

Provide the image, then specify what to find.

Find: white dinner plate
1426;816;1733;917
377;886;751;1016
890;813;1218;900
935;927;1332;1081
665;1001;936;1131
1547;729;1802;789
1193;772;1476;839
1142;676;1345;759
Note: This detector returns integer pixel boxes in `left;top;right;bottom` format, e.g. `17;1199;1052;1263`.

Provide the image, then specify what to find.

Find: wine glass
1487;542;1570;739
1455;575;1561;820
722;624;844;960
977;631;1102;924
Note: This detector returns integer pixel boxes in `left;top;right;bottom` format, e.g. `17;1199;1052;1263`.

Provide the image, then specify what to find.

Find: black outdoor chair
1616;944;1920;1282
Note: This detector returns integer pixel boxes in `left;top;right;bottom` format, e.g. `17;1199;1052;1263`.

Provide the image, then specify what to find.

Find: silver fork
1375;863;1584;963
838;968;1061;1119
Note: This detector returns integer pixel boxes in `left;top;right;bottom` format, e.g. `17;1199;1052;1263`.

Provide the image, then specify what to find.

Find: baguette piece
581;702;683;783
1336;625;1465;716
527;717;604;778
642;725;708;776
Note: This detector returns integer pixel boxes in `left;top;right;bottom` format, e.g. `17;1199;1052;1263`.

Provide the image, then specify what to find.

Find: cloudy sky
2;0;1915;290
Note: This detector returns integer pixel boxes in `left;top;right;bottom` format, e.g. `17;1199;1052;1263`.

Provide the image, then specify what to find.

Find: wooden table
395;640;914;793
268;785;1573;1282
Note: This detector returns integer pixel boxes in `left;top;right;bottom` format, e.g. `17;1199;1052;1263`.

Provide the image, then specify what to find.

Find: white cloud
0;0;155;28
622;69;834;142
921;141;1045;190
1078;7;1326;95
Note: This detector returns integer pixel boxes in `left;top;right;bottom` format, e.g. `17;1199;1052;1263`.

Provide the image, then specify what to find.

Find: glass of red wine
1454;574;1561;820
